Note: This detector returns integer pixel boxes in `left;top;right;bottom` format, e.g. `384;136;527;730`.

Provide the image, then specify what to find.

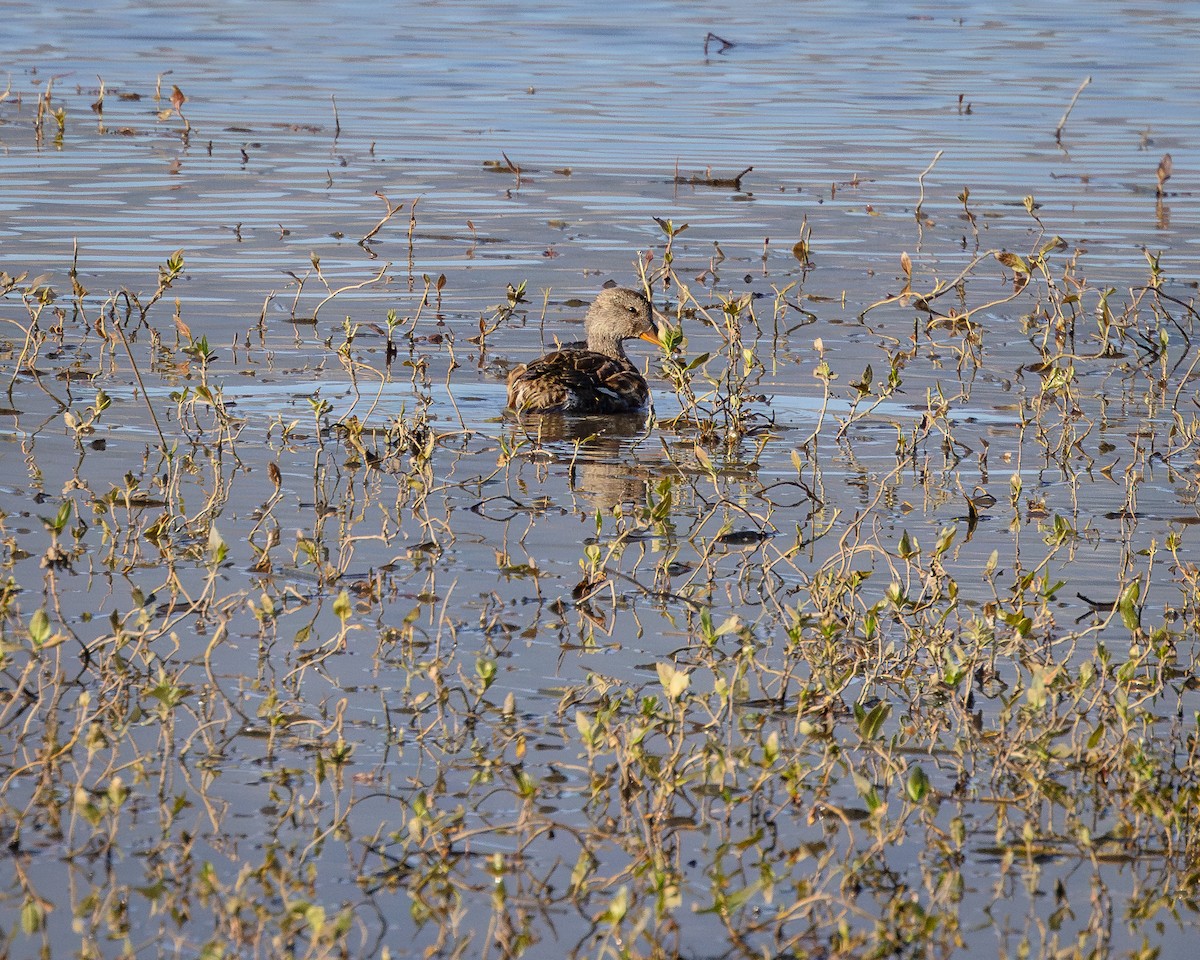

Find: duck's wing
507;349;648;414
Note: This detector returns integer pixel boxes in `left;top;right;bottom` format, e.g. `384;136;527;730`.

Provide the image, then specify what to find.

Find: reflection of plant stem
3;313;38;399
113;316;168;450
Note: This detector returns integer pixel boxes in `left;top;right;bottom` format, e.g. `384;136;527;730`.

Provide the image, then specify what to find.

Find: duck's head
584;287;669;358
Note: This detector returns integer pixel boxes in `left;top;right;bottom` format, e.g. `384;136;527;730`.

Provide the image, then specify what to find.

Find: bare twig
501;152;522;190
312;261;393;322
1055;76;1091;142
703;32;736;55
914;150;943;243
674;165;753;190
360;192;406;246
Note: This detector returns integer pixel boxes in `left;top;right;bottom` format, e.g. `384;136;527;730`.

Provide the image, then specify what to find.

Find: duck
506;287;667;414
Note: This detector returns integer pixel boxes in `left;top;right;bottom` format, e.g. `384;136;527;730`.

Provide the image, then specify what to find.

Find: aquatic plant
0;75;1199;960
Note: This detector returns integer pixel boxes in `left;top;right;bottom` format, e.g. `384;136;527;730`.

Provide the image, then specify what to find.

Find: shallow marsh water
3;2;1200;958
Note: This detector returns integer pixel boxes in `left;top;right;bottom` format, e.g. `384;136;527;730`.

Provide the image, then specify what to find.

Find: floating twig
674;165;753;190
704;32;736;55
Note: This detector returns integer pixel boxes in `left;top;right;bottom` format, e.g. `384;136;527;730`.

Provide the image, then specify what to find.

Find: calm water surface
2;2;1200;958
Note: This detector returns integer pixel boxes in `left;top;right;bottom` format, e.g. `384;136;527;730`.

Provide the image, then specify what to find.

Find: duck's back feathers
506;349;649;414
504;286;666;415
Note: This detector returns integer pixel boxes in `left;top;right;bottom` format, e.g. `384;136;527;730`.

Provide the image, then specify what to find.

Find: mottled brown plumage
506;288;666;414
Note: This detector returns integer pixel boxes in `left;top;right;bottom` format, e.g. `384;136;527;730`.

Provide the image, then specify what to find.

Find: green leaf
600;886;629;924
20;897;44;934
28;609;51;648
1118;580;1142;631
333;589;352;622
657;662;690;700
476;657;496;690
206;526;227;566
575;710;594;742
763;730;780;764
864;786;882;813
39;500;73;535
858;701;891;740
905;765;930;803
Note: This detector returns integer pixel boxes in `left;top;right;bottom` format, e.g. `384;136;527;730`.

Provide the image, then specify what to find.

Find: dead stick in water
914;150;943;225
704;32;736;55
1055;76;1091;142
312;261;393;322
674;165;753;189
360;192;406;246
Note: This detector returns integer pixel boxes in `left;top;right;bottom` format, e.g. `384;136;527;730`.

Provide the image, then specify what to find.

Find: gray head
583;287;667;358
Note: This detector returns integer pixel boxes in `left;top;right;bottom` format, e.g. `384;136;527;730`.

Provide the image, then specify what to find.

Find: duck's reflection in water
508;411;661;512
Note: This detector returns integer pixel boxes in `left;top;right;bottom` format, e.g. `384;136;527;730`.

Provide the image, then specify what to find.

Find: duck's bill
641;308;673;347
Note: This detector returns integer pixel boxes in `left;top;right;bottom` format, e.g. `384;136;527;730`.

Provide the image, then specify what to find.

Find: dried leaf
995;251;1029;274
1157;153;1173;195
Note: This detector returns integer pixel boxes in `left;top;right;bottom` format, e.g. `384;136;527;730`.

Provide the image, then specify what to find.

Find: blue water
1;0;1195;312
